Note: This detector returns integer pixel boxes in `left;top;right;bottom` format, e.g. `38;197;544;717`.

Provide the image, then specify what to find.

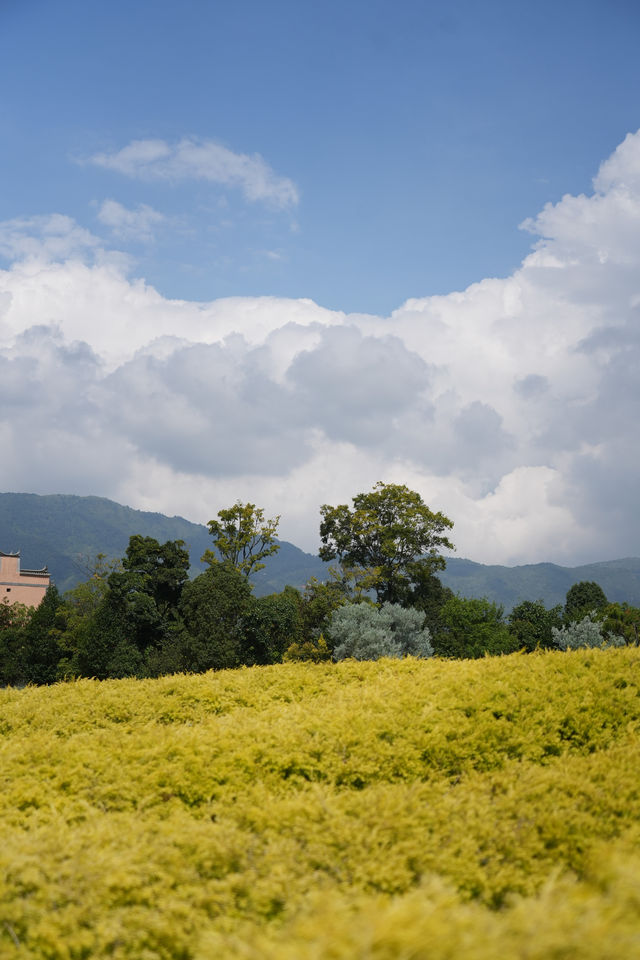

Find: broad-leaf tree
202;501;280;578
434;595;517;659
564;581;608;622
508;599;563;652
319;482;454;605
179;562;254;671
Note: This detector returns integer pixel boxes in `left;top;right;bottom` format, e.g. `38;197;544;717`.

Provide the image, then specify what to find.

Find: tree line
1;483;638;685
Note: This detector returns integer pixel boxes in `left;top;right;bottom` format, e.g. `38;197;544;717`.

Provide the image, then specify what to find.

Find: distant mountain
440;557;640;611
1;492;639;609
0;492;328;596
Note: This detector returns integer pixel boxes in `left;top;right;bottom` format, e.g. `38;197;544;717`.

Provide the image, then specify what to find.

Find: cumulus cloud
88;137;299;208
2;130;640;564
97;199;165;242
0;214;100;263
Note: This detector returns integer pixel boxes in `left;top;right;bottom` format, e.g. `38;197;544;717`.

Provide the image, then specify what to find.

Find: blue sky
1;0;640;565
3;0;639;313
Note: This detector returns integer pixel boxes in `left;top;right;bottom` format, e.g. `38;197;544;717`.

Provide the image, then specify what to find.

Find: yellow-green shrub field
1;649;640;958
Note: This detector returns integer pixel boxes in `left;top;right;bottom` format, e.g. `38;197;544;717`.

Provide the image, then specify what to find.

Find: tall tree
119;535;190;614
202;501;280;578
67;537;190;679
179;562;254;671
564;581;608;622
319;482;454;605
0;598;32;685
19;586;65;684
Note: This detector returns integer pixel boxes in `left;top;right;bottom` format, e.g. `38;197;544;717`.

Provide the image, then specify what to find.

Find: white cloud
0;214;100;263
2;130;640;565
88;137;299;209
97;199;165;242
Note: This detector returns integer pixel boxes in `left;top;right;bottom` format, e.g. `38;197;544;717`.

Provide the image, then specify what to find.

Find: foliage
64;553;121;617
319;482;454;605
120;535;190;613
552;612;626;651
241;588;304;666
284;632;332;662
0;599;33;685
434;594;518;658
597;602;640;646
298;571;354;642
329;601;434;661
178;562;254;671
4;492;640;609
1;651;640;957
0;597;31;631
508;599;563;651
564;580;608;621
10;586;66;685
403;567;455;637
202;501;280;577
58;538;190;680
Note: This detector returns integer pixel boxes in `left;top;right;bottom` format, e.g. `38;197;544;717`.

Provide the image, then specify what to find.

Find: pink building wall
0;551;50;608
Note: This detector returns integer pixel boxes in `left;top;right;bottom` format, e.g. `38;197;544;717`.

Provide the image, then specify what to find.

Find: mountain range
1;492;639;611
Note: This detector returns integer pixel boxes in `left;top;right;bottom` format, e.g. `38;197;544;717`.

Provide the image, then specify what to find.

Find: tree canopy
564;581;608;621
202;501;280;578
319;482;454;605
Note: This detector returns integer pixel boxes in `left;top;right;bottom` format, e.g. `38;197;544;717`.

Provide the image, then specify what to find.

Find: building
0;551;50;608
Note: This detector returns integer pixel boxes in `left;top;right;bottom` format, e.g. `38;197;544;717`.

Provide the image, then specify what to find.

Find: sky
1;0;640;566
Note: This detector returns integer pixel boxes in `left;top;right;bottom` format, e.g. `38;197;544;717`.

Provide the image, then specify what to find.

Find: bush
552;612;626;651
284;633;332;662
329;602;433;661
508;600;563;652
434;595;518;659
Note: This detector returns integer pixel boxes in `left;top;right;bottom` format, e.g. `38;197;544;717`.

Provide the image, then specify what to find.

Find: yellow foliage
284;632;332;662
0;649;639;957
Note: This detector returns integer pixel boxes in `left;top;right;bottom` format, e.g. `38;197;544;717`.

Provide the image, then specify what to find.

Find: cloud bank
2;131;640;565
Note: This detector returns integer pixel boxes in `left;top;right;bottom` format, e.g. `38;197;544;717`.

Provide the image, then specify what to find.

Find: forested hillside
1;492;639;607
1;650;639;958
0;492;327;595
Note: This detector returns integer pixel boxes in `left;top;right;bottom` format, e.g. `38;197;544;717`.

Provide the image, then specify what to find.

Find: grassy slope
1;650;640;958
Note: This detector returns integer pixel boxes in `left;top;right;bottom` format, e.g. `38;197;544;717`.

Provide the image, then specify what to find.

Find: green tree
241;587;303;666
65;553;121;619
564;581;608;622
18;586;66;684
0;598;32;685
598;602;640;646
508;600;563;652
298;572;353;643
434;595;518;659
319;482;454;606
0;597;30;632
402;566;455;638
179;562;254;671
119;535;190;615
64;538;190;680
57;554;122;678
202;501;280;578
105;536;190;654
